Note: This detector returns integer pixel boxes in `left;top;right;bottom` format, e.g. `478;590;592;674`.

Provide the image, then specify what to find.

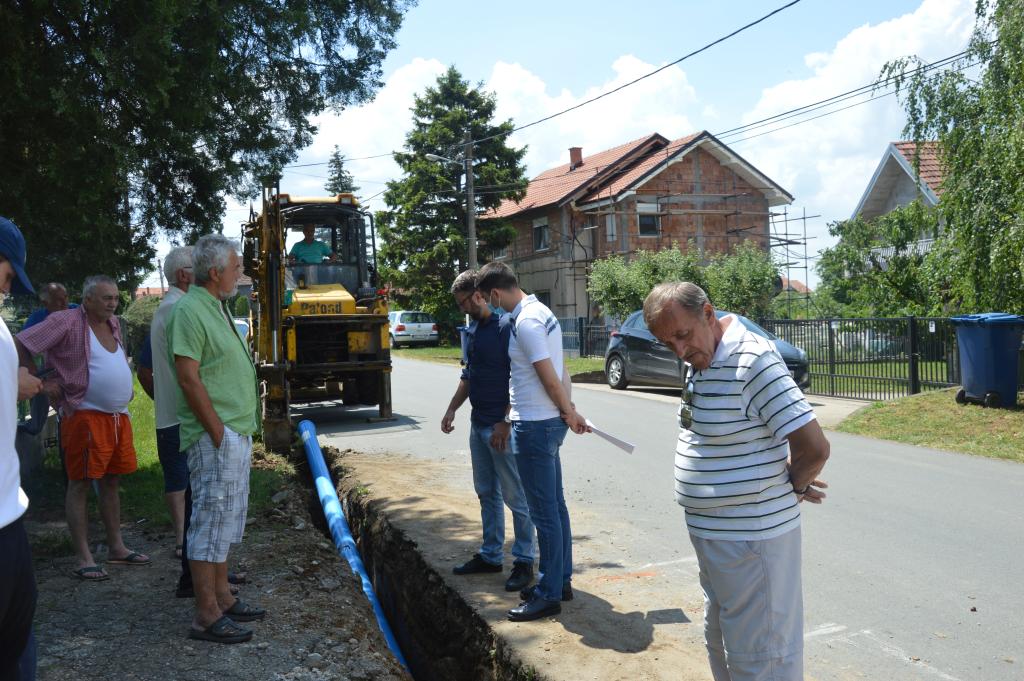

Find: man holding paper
441;270;536;594
644;282;830;681
477;262;588;623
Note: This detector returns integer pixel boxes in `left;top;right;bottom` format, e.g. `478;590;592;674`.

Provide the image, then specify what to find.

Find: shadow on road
292;401;424;437
560;589;690;653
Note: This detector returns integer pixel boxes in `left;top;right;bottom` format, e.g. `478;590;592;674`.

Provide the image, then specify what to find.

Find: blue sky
147;0;980;287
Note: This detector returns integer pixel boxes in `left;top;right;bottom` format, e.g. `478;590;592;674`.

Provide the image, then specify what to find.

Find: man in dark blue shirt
442;270;535;593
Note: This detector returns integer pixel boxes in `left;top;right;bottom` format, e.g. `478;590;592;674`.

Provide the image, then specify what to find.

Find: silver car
388;310;439;347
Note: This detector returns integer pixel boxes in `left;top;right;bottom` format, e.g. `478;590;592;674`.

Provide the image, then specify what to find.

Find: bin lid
950;312;1024;325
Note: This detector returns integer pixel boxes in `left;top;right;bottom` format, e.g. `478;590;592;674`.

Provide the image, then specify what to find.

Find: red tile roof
578;133;701;205
892;141;944;196
780;277;811;294
133;286;167;299
488;134;667;219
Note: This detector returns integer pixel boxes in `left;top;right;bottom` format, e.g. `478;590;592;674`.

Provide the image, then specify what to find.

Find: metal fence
558;317;613;359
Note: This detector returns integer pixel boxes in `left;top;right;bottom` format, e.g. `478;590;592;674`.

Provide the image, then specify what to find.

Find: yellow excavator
242;180;392;451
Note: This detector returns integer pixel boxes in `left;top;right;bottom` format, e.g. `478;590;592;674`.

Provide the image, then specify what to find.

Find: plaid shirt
16;307;125;415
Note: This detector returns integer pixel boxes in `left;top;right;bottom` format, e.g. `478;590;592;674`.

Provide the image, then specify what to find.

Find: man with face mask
441;270;535;594
167;233;262;644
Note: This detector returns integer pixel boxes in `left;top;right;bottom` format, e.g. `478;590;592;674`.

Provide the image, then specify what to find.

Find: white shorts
691;527;803;681
186;427;252;563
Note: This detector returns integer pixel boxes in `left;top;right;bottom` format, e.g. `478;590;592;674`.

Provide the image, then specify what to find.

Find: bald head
40;283;69;313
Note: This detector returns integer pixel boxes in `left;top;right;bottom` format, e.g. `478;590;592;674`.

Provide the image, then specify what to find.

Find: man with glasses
441;270;536;594
644;281;830;681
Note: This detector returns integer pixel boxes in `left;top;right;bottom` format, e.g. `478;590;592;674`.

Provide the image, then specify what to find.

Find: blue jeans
470;422;535;566
512;417;570;602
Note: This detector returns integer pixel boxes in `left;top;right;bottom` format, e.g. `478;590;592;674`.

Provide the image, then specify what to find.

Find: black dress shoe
504;562;533;592
508;595;561;622
453;554;502;575
519;582;573;602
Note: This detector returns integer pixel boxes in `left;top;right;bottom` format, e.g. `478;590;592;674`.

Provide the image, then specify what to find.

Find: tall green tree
325;146;360;195
0;0;409;293
378;67;527;325
704;240;779;320
882;0;1024;313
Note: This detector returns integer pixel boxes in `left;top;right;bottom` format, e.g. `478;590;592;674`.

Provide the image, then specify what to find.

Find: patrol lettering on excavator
299;302;343;315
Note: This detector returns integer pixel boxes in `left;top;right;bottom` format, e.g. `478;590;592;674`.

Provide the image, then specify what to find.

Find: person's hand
212;424;226;449
490;421;511;451
40;378;62;401
441;409;456;434
795;479;828;504
563;409;589;435
17;367;41;401
287;255;296;265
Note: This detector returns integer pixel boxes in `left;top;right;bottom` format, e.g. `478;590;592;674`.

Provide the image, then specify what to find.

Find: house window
493;243;509;259
535;290;552;307
533;217;550;251
637;203;660;237
605;214;616;242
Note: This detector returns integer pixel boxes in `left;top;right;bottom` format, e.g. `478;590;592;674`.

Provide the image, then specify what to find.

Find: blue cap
0;217;34;295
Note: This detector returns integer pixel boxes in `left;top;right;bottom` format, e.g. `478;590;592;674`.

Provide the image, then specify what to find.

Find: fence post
908;316;921;394
827;319;837;397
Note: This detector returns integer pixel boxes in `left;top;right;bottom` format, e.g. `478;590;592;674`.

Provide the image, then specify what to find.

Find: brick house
481;130;793;318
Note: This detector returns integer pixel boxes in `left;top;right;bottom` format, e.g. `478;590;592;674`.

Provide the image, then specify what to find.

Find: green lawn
838;388;1024;462
25;377;295;528
392;345;605;377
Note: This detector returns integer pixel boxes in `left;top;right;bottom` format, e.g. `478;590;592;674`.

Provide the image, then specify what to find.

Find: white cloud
725;0;976;283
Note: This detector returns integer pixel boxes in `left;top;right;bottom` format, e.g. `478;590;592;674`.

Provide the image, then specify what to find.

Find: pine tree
378;67;527;328
325;146;360;195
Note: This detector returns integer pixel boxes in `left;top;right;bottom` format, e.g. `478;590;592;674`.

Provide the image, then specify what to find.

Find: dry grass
838;388;1024;463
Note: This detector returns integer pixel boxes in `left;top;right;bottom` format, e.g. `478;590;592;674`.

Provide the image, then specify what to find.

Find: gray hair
163;246;194;287
643;282;710;327
193;234;237;286
83;275;118;300
450;269;478;296
39;282;67;303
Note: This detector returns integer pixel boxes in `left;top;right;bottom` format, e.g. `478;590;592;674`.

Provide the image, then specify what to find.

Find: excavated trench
300;444;544;681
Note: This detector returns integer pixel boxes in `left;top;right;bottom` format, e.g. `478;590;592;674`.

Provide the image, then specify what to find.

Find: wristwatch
503;414;512;424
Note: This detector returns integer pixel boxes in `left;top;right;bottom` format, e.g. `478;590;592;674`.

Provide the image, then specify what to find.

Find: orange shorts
61;410;137;480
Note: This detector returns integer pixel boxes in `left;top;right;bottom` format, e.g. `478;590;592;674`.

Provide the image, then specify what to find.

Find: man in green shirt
288;224;335;264
168;233;262;644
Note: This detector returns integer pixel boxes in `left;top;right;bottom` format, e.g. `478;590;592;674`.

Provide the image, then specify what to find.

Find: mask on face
488;303;502;315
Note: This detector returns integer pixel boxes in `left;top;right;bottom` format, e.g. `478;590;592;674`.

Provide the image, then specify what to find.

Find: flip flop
188;616;252;644
223;599;266;622
71;565;110;581
107;551;151;566
228;571;247;585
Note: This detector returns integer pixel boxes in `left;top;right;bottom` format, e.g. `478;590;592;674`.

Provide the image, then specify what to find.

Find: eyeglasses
677;363;695;430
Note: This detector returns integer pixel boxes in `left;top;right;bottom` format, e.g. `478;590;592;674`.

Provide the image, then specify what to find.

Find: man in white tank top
16;275;151;580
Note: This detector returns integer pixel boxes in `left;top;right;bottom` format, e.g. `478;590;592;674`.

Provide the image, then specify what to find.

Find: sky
143;0;978;288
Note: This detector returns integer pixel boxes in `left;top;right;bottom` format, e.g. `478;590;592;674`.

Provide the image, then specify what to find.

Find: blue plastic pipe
298;420;408;670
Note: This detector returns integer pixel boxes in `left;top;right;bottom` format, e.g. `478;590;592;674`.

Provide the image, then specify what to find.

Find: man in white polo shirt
476;261;589;623
644;281;830;681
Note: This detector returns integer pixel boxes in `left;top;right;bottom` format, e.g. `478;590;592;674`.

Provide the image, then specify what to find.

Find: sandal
107;551;151;566
71;565;110;581
223;599;266;622
188;616;252;644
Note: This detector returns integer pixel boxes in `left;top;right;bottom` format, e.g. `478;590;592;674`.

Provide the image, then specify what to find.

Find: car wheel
606;355;629;390
390;334;399;349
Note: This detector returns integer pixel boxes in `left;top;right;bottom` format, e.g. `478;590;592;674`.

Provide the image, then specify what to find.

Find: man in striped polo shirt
645;282;830;681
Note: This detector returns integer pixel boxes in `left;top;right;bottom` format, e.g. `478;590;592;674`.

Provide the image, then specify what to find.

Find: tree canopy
377;66;527;327
587;241;778;321
325;146;360;195
0;0;410;293
883;0;1024;313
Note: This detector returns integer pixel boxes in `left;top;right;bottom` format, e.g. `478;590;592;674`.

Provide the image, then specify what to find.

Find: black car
604;310;811;390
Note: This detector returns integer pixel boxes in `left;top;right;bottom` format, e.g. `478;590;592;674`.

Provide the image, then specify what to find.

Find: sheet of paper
585;419;635;454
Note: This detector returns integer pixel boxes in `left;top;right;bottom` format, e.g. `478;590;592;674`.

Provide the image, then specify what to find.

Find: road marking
636;557;699;570
804;623;847;640
822;629;964;681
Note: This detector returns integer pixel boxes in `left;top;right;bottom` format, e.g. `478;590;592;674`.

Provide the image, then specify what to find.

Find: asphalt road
308;357;1024;681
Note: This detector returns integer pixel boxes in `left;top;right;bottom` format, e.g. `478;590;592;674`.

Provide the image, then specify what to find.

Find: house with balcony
480;130;793;318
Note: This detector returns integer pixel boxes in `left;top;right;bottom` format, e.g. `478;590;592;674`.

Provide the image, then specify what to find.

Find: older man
17;275;150;581
287;224;336;264
137;246;193;560
22;282;75;330
0;217;42;680
644;282;830;681
168;233;262;644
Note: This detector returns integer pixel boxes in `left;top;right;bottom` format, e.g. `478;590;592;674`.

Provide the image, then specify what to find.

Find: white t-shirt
79;328;133;414
508;294;564;421
675;315;815;542
0;319;28;529
151;286;184;429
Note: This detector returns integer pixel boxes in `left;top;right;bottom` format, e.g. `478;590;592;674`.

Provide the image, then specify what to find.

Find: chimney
569;147;583;170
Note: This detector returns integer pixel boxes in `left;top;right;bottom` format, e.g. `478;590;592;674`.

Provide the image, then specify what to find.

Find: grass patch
392;345;605;377
838;388;1024;462
25;377;295;529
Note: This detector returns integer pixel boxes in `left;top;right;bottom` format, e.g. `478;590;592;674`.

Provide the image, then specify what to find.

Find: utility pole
463;131;477;270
